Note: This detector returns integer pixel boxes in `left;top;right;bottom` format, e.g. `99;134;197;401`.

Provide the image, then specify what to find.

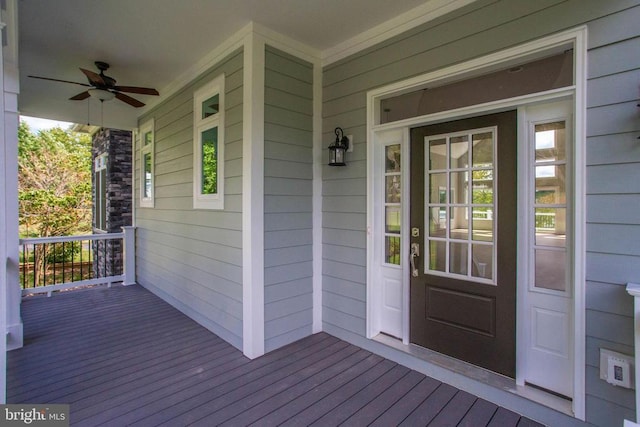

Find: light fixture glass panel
450;135;469;169
201;127;218;194
472;132;493;167
428;138;446;170
535;249;566;291
385;236;401;265
385;206;401;233
386;175;401;203
429;207;446;237
535;121;566;162
429;173;446;204
449;207;468;240
385;144;401;172
202;94;220;119
449;242;468;275
428;240;446;272
535;164;566;204
472;244;493;280
535;208;566;247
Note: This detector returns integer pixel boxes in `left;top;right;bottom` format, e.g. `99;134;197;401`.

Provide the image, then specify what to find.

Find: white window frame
94;153;108;231
139;118;154;208
193;74;225;210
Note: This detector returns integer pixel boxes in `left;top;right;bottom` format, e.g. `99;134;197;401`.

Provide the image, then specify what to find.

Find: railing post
626;283;640;425
122;226;136;286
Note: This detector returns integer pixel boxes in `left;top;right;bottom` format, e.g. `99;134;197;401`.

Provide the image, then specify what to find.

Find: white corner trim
242;32;265;359
252;22;322;65
312;59;323;333
321;0;478;66
571;24;588;422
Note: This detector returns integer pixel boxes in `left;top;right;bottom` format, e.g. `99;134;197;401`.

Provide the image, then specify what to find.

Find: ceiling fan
28;61;159;108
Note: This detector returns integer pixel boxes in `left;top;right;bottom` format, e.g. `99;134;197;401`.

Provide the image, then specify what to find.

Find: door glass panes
472;244;493;280
429;174;446;203
385;236;401;265
450;135;469;168
429;207;446;237
535;249;566;291
532;121;568;292
384;144;402;265
385;207;401;233
536;164;566;204
386;175;401;203
144;131;153;146
449;242;468;275
428;138;446;170
472;132;493;167
386;144;401;172
425;128;496;283
449;207;468;240
201;127;218;195
429;240;446;272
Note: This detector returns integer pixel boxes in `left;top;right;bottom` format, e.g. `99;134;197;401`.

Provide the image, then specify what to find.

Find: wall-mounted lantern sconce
329;127;350;166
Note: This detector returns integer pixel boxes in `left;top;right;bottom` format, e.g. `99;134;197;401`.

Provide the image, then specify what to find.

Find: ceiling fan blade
69;91;90;101
113;86;159;96
115;92;145;108
28;75;91;87
80;68;106;86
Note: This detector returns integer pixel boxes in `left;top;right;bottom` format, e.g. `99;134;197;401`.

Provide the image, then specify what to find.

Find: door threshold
373;333;573;417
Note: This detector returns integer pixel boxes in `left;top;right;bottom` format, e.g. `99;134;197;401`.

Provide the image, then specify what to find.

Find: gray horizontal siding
135;48;244;350
321;0;640;425
263;46;314;352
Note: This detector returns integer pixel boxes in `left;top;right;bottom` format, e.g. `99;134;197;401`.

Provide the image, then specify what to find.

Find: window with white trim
193;74;225;210
139;119;154;208
94;153;108;231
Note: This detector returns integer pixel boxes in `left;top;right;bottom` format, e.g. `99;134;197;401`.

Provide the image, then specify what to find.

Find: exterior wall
263;46;314;352
321;0;640;425
135;48;244;350
92;128;132;277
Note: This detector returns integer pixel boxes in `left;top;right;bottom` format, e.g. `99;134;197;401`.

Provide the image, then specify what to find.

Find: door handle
410;243;420;277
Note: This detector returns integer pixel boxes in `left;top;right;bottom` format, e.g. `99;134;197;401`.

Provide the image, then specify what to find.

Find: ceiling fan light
88;88;115;101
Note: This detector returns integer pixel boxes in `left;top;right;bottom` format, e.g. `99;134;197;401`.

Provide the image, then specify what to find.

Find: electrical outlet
600;348;634;389
347;135;354;152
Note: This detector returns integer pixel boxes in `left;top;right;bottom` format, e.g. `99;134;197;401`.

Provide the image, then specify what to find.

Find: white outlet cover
600;348;635;389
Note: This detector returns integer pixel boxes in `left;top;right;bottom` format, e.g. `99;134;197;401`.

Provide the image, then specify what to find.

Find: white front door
519;100;574;398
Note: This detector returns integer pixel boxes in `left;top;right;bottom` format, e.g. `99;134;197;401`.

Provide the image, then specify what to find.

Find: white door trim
366;26;587;420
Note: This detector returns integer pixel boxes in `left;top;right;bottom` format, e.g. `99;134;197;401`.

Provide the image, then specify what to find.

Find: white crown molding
137;22;253;117
321;0;477;66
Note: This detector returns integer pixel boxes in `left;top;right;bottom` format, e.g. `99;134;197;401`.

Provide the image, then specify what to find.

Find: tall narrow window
139;119;154;208
532;120;568;292
193;75;224;209
94;153;108;231
384;144;402;265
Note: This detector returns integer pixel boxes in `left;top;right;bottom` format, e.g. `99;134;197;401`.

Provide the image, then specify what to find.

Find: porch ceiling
17;0;437;130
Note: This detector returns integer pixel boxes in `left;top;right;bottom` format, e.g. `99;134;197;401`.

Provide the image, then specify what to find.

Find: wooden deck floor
7;284;544;426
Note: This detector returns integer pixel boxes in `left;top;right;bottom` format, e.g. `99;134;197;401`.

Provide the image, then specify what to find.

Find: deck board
7;284;547;426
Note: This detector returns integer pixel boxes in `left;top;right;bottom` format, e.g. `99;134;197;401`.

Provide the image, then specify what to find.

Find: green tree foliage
18;122;92;238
